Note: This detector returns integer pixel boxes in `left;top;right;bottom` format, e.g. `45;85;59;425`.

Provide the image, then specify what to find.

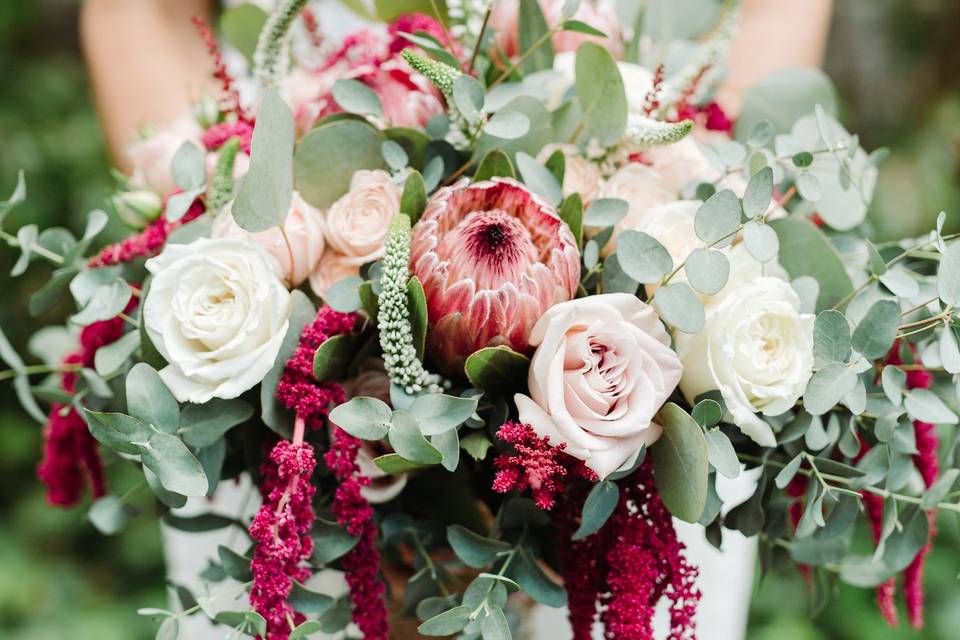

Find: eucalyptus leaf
704;429;740;479
742;167;773;218
742;220;779;262
616;230;672;284
650;403;709;522
684;248;730;295
574;43;627;145
515;152;562;205
583;198;628;228
653;282;705;334
694;189;741;245
803;363;859;415
232;88;294;232
179;399;253;448
572;480;619;539
447;524;511;568
328;397;392;440
410;394;478;435
851;300;900;360
903;389;958;424
332;78;383;116
389;410;443;464
813;309;851;364
126;363;179;434
484;110;531;140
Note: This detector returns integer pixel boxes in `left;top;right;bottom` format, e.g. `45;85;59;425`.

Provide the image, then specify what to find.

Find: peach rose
537;143;603;204
324;169;400;265
211;192;326;287
515;294;683;478
308;249;361;300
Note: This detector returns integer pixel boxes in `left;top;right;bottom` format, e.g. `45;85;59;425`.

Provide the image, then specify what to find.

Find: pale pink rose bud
112;189;163;229
308;249;361;301
410;177;580;376
126;116;202;196
211;192;326;287
537;143;603;205
324;169;400;265
492;0;624;58
515;294;683;479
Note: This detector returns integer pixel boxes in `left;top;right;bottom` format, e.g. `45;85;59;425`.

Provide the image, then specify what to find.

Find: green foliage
650;403;708;522
574;43;628;146
294;119;386;209
232;88;294;232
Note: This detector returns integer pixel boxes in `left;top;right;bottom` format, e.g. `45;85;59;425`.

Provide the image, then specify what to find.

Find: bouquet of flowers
3;0;959;638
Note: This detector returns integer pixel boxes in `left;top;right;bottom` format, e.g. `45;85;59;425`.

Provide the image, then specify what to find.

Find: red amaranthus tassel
88;197;204;267
556;461;700;640
325;426;389;640
492;421;596;510
249;423;317;640
36;306;133;506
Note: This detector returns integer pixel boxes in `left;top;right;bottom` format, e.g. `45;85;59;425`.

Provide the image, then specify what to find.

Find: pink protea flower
410;178;580;375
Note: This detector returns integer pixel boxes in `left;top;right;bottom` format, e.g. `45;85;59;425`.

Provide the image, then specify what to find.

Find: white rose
537;143;603;204
324;169;400;265
127;115;202;196
515;294;683;479
212;192;326;287
597;162;673;256
144;237;292;403
675;277;814;447
644;137;722;195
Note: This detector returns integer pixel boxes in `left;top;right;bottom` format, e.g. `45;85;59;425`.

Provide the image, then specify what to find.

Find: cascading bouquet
3;0;960;638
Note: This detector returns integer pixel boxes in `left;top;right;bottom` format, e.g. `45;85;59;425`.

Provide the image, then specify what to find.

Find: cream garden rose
515;294;683;479
212;192;326;287
675;277;815;447
537;143;603;204
324;169;400;265
144;237;292;403
596;163;673;256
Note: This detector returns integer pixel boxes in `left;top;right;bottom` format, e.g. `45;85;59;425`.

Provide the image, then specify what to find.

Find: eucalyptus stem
488;26;560;89
467;7;493;73
0;362;81;382
0;229;65;265
412;531;451;597
738;453;960;514
468;527;527;620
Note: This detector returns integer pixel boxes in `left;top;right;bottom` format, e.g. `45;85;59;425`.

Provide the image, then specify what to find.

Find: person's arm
717;0;833;114
80;0;216;170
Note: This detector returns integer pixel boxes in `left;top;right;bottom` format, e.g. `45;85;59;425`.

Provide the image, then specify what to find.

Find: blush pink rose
211;192;326;287
324;169;400;265
127;115;202;196
514;294;683;478
492;0;623;59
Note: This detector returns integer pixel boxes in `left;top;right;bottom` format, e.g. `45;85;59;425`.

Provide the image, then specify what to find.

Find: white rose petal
676;277;815;446
144;237;293;403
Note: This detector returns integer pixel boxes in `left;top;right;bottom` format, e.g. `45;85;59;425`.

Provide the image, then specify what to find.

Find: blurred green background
0;1;959;639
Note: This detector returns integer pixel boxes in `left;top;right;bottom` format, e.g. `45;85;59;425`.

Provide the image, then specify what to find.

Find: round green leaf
295;119;386;209
332;78;383;116
694;189;741;245
650;403;709;523
616;230;673;284
803;363;858;415
328;397;392;440
653;282;705;334
572;480;619;539
851;299;900;360
574;42;628;145
742;220;779;263
813;309;851;364
684;248;729;295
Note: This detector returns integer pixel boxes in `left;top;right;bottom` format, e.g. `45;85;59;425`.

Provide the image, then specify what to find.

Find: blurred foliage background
0;1;958;639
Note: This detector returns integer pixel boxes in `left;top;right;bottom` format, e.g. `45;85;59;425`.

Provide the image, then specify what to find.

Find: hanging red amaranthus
191;15;247;120
249;428;317;640
325;426;389;640
88;196;204;267
556;461;700;640
255;306;387;638
37;304;135;506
